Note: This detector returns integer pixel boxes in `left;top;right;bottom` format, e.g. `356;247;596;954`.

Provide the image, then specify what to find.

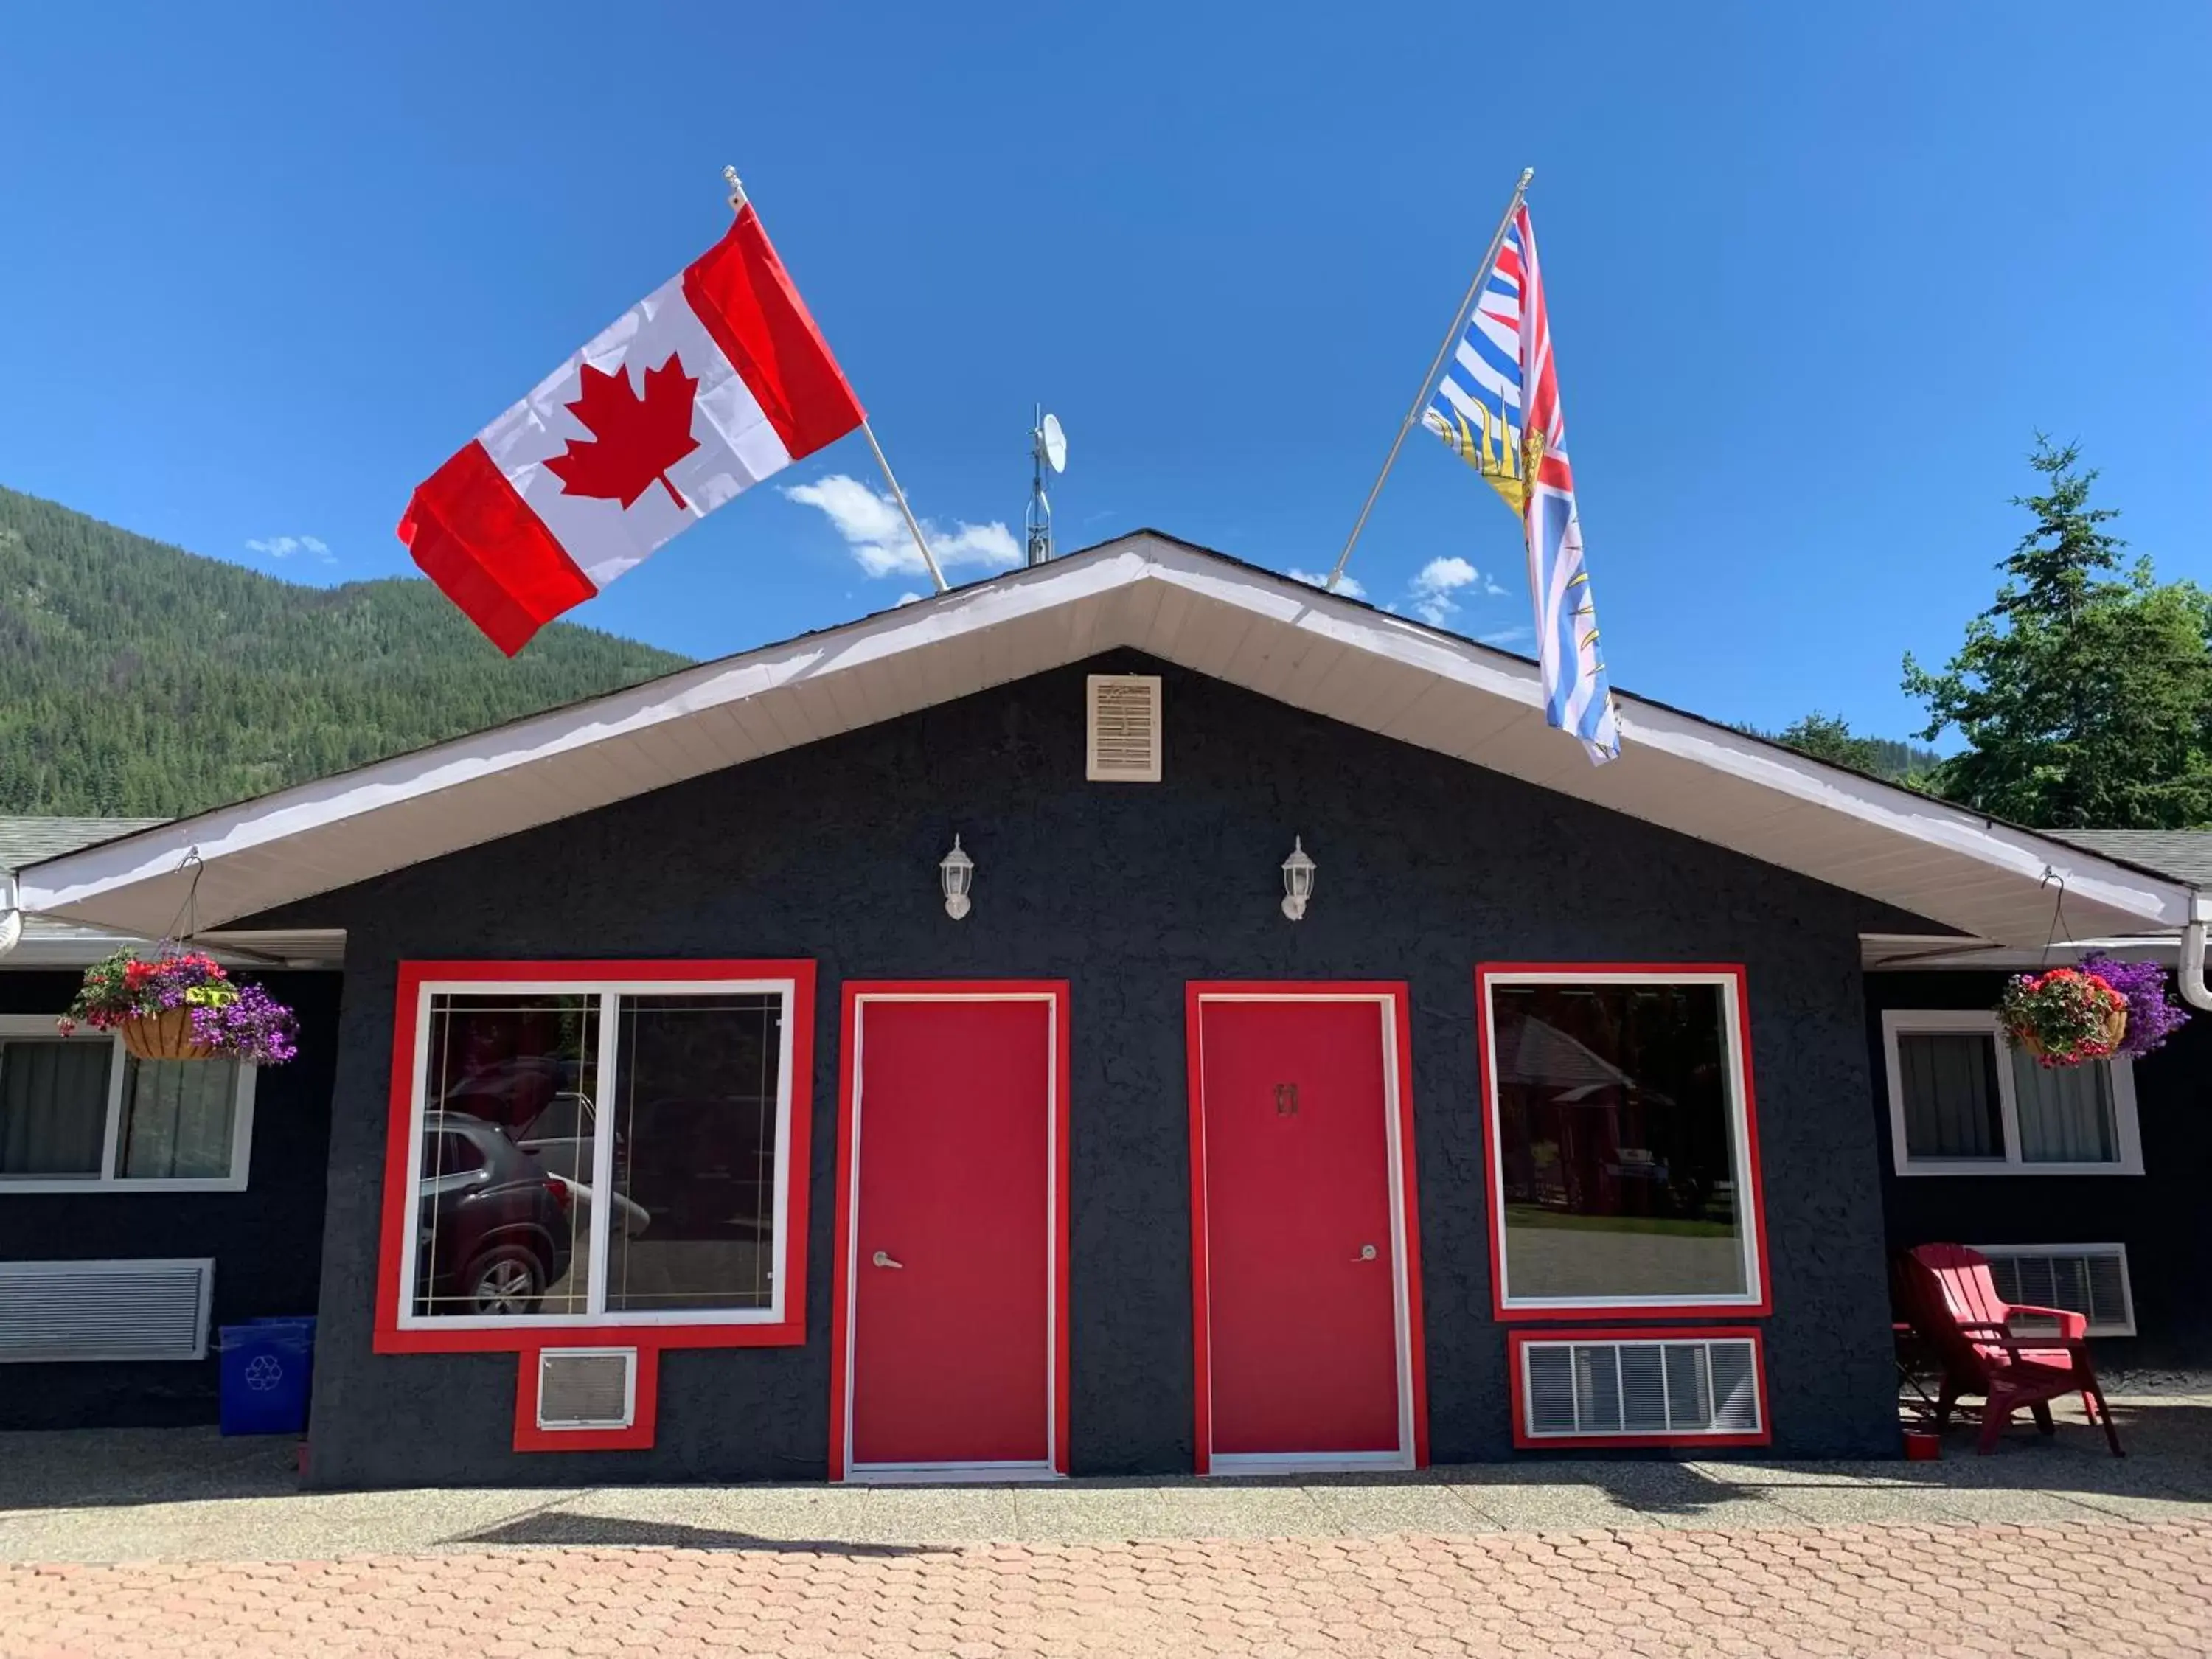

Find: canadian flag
400;206;865;654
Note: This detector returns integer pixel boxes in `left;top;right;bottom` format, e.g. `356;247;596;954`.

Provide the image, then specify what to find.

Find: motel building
3;532;2208;1484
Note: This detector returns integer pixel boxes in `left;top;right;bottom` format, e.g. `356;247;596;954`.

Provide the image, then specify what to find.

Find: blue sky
4;4;2207;741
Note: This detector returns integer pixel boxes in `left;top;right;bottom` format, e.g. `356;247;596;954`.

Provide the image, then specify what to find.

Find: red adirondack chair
1895;1243;2124;1456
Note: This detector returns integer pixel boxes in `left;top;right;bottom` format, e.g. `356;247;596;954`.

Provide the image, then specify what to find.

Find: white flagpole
725;167;949;595
1324;167;1534;594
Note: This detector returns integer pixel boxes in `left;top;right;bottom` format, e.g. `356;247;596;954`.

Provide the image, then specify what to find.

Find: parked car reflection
415;1112;577;1315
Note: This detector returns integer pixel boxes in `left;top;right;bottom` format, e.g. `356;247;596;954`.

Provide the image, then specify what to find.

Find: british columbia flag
1422;206;1620;762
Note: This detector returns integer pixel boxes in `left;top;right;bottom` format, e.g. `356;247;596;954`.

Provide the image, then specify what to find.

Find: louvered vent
1978;1245;2135;1337
0;1259;213;1363
537;1347;636;1430
1086;674;1162;782
1521;1336;1762;1439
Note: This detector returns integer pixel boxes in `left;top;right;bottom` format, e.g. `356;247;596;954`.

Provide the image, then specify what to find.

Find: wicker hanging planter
118;1007;219;1062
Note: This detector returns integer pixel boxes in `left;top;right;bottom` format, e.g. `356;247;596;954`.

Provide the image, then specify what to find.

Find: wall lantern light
940;835;975;920
1281;836;1316;922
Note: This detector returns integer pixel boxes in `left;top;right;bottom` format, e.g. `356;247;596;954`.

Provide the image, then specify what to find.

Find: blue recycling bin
218;1317;316;1436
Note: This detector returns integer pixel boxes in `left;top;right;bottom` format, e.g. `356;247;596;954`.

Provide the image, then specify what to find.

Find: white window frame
395;973;801;1333
0;1016;257;1194
1480;969;1766;1315
1880;1009;2143;1176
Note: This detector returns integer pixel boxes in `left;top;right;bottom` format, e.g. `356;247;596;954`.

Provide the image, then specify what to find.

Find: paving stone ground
3;1394;2209;1656
6;1520;2212;1657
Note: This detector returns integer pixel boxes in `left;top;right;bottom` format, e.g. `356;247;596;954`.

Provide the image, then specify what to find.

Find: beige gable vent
536;1347;636;1430
1087;674;1162;782
1522;1336;1762;1440
0;1259;213;1362
1977;1243;2135;1337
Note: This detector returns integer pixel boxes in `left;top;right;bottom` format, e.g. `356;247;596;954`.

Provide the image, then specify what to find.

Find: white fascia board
14;532;2194;944
1132;542;2194;941
16;549;1152;929
1613;700;2192;934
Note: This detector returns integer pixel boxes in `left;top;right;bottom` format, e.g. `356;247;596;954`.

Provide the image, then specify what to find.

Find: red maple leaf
543;355;702;510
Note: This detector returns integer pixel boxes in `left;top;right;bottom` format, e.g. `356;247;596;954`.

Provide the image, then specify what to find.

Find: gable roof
12;532;2197;948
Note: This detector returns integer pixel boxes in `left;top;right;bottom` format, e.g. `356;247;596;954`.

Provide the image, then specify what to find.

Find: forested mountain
0;487;691;817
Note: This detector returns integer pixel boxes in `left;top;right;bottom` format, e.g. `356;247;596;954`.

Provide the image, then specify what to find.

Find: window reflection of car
511;1091;653;1237
414;1113;574;1315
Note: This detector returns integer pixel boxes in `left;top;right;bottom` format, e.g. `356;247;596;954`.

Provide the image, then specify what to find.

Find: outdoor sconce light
940;835;974;920
1281;836;1316;922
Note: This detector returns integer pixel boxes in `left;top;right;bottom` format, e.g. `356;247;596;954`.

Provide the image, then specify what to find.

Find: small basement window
0;1018;257;1192
1086;674;1162;782
1880;1011;2142;1175
392;963;813;1335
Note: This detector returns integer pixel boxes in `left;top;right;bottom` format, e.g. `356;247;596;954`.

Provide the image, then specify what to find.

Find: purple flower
2079;953;2190;1059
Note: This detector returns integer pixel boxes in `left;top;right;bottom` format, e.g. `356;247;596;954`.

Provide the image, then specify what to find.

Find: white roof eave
15;534;2194;948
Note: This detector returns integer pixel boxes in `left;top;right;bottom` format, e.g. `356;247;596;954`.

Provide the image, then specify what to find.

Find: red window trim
1506;1325;1773;1450
826;981;1072;1482
1184;981;1430;1476
374;959;818;1368
1474;963;1772;1322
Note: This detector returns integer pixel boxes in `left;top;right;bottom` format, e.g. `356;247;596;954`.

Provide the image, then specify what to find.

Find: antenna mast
1026;405;1066;565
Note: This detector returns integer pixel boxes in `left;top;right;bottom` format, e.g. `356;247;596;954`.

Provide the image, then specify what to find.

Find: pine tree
1904;441;2212;828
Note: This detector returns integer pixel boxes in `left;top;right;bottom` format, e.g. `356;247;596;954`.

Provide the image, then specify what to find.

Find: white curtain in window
2008;1050;2118;1163
1897;1032;2003;1158
119;1058;240;1179
0;1039;111;1176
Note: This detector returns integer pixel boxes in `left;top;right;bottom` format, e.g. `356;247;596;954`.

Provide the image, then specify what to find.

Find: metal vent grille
1523;1338;1761;1439
1978;1245;2135;1337
1086;675;1162;782
537;1348;636;1430
0;1259;213;1362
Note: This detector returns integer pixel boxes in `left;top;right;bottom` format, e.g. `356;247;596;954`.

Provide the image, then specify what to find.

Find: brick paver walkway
6;1518;2211;1657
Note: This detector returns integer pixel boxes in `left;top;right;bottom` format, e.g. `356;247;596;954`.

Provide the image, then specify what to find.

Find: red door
836;990;1066;1476
1190;990;1422;1470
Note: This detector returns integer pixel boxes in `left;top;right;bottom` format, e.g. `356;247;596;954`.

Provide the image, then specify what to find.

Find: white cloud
1408;555;1479;626
246;535;333;563
783;474;1020;580
1480;625;1532;647
1287;567;1366;599
894;591;925;607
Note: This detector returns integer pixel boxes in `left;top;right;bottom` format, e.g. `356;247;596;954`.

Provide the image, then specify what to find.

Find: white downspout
0;873;19;959
2180;894;2212;1012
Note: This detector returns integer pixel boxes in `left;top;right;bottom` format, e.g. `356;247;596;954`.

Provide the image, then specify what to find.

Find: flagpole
724;167;950;595
1324;167;1534;594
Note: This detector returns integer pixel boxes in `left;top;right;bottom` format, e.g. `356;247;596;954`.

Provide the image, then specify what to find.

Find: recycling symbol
243;1354;285;1392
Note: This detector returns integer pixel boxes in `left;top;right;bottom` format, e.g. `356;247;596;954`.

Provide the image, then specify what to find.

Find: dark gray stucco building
7;535;2207;1483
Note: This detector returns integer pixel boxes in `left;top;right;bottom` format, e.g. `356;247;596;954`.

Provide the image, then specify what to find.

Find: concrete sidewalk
1;1392;2205;1563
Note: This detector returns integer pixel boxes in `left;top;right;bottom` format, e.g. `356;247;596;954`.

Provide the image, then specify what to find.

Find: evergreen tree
1903;441;2212;828
1775;712;1885;773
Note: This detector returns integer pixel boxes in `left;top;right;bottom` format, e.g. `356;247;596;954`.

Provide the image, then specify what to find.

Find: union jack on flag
1422;206;1620;762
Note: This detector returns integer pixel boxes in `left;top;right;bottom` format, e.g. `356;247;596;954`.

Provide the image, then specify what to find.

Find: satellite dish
1041;412;1067;474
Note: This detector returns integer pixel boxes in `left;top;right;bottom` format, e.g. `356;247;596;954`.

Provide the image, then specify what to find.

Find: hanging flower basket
60;945;299;1066
2078;952;2191;1059
1997;967;2127;1068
